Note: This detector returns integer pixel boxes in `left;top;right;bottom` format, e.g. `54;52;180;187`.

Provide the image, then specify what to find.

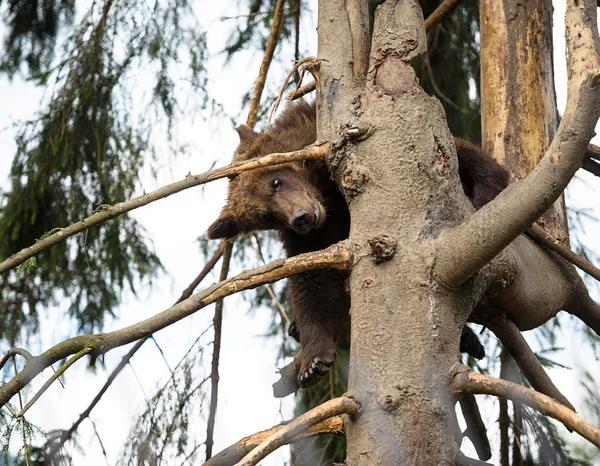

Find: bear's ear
235;124;258;144
207;214;239;239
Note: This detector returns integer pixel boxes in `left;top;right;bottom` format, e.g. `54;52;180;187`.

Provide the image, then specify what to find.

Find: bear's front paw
298;343;336;389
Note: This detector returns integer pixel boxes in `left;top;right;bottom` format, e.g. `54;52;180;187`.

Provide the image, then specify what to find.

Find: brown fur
208;101;509;388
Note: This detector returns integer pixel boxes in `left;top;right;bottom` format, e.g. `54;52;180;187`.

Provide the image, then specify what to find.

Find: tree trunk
317;1;476;463
479;0;569;240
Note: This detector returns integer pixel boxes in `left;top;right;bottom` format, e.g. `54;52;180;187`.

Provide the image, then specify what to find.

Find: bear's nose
291;210;315;233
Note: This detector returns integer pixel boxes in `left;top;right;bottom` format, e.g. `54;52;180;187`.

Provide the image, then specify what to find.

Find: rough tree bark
317;1;471;463
479;0;568;239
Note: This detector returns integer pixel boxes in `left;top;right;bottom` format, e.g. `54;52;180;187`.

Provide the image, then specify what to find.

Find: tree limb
436;0;600;287
204;416;345;466
245;0;286;128
451;365;600;448
235;396;359;466
582;156;600;177
424;0;463;33
459;395;492;461
0;241;351;409
206;241;234;460
487;312;575;411
0;144;328;275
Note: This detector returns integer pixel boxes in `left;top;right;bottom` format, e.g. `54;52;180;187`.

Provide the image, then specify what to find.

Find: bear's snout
291;210;315;234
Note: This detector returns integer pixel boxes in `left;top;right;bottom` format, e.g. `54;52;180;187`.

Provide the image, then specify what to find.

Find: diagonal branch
486;312;575;411
459;395;492;461
246;0;287;128
0;144;328;275
436;0;600;287
451;365;600;448
0;241;351;409
205;240;234;460
47;244;224;459
203;416;345;466
424;0;464;34
235;396;359;466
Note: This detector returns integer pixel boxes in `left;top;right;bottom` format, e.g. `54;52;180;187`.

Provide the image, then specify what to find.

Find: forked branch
235;396;359;466
0;241;351;409
0;144;328;275
451;366;600;448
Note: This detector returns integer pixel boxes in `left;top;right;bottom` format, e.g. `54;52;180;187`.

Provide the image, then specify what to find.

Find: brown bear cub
207;101;509;389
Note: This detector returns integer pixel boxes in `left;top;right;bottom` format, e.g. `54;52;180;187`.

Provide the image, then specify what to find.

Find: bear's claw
298;356;334;388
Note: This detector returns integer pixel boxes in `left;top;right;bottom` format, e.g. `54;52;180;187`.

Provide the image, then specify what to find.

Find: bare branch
487;312;575;411
48;245;225;458
582;157;600;177
0;348;33;371
436;0;600;286
525;223;600;282
204;416;345;466
206;240;234;460
458;453;493;466
287;80;316;101
0;242;351;409
246;0;287;128
587;142;600;161
424;0;464;35
19;348;93;416
0;144;328;275
459;395;492;461
13;359;30;466
451;365;600;448
236;396;359;466
272;351;302;398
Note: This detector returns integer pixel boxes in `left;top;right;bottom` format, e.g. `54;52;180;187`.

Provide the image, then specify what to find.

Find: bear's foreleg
287;268;349;388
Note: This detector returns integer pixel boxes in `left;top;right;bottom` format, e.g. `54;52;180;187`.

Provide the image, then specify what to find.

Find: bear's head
207;114;325;239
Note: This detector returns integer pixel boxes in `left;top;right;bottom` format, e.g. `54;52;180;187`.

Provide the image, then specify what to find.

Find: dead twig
424;0;464;32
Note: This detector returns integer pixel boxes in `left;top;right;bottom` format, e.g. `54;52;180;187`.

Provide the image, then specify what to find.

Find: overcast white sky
0;1;599;465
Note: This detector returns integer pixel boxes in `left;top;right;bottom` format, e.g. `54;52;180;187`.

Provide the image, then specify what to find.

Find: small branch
48;245;224;458
0;348;33;371
246;0;287;128
14;359;30;466
287;80;316;101
0;242;351;409
451;365;600;448
459;395;492;461
235;396;359;466
0;144;328;275
424;0;464;32
586;142;600;162
525;223;600;282
19;347;93;416
205;240;234;460
436;0;600;287
487;313;575;411
204;416;345;466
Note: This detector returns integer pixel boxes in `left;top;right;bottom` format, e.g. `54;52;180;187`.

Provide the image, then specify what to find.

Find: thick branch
235;396;359;466
0;242;351;408
204;416;345;466
487;312;575;411
206;241;233;460
436;0;600;286
246;0;286;128
0;349;33;371
451;366;600;448
0;144;328;275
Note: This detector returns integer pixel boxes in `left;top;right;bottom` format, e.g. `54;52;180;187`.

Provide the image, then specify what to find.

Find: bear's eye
262;213;272;221
271;178;282;190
